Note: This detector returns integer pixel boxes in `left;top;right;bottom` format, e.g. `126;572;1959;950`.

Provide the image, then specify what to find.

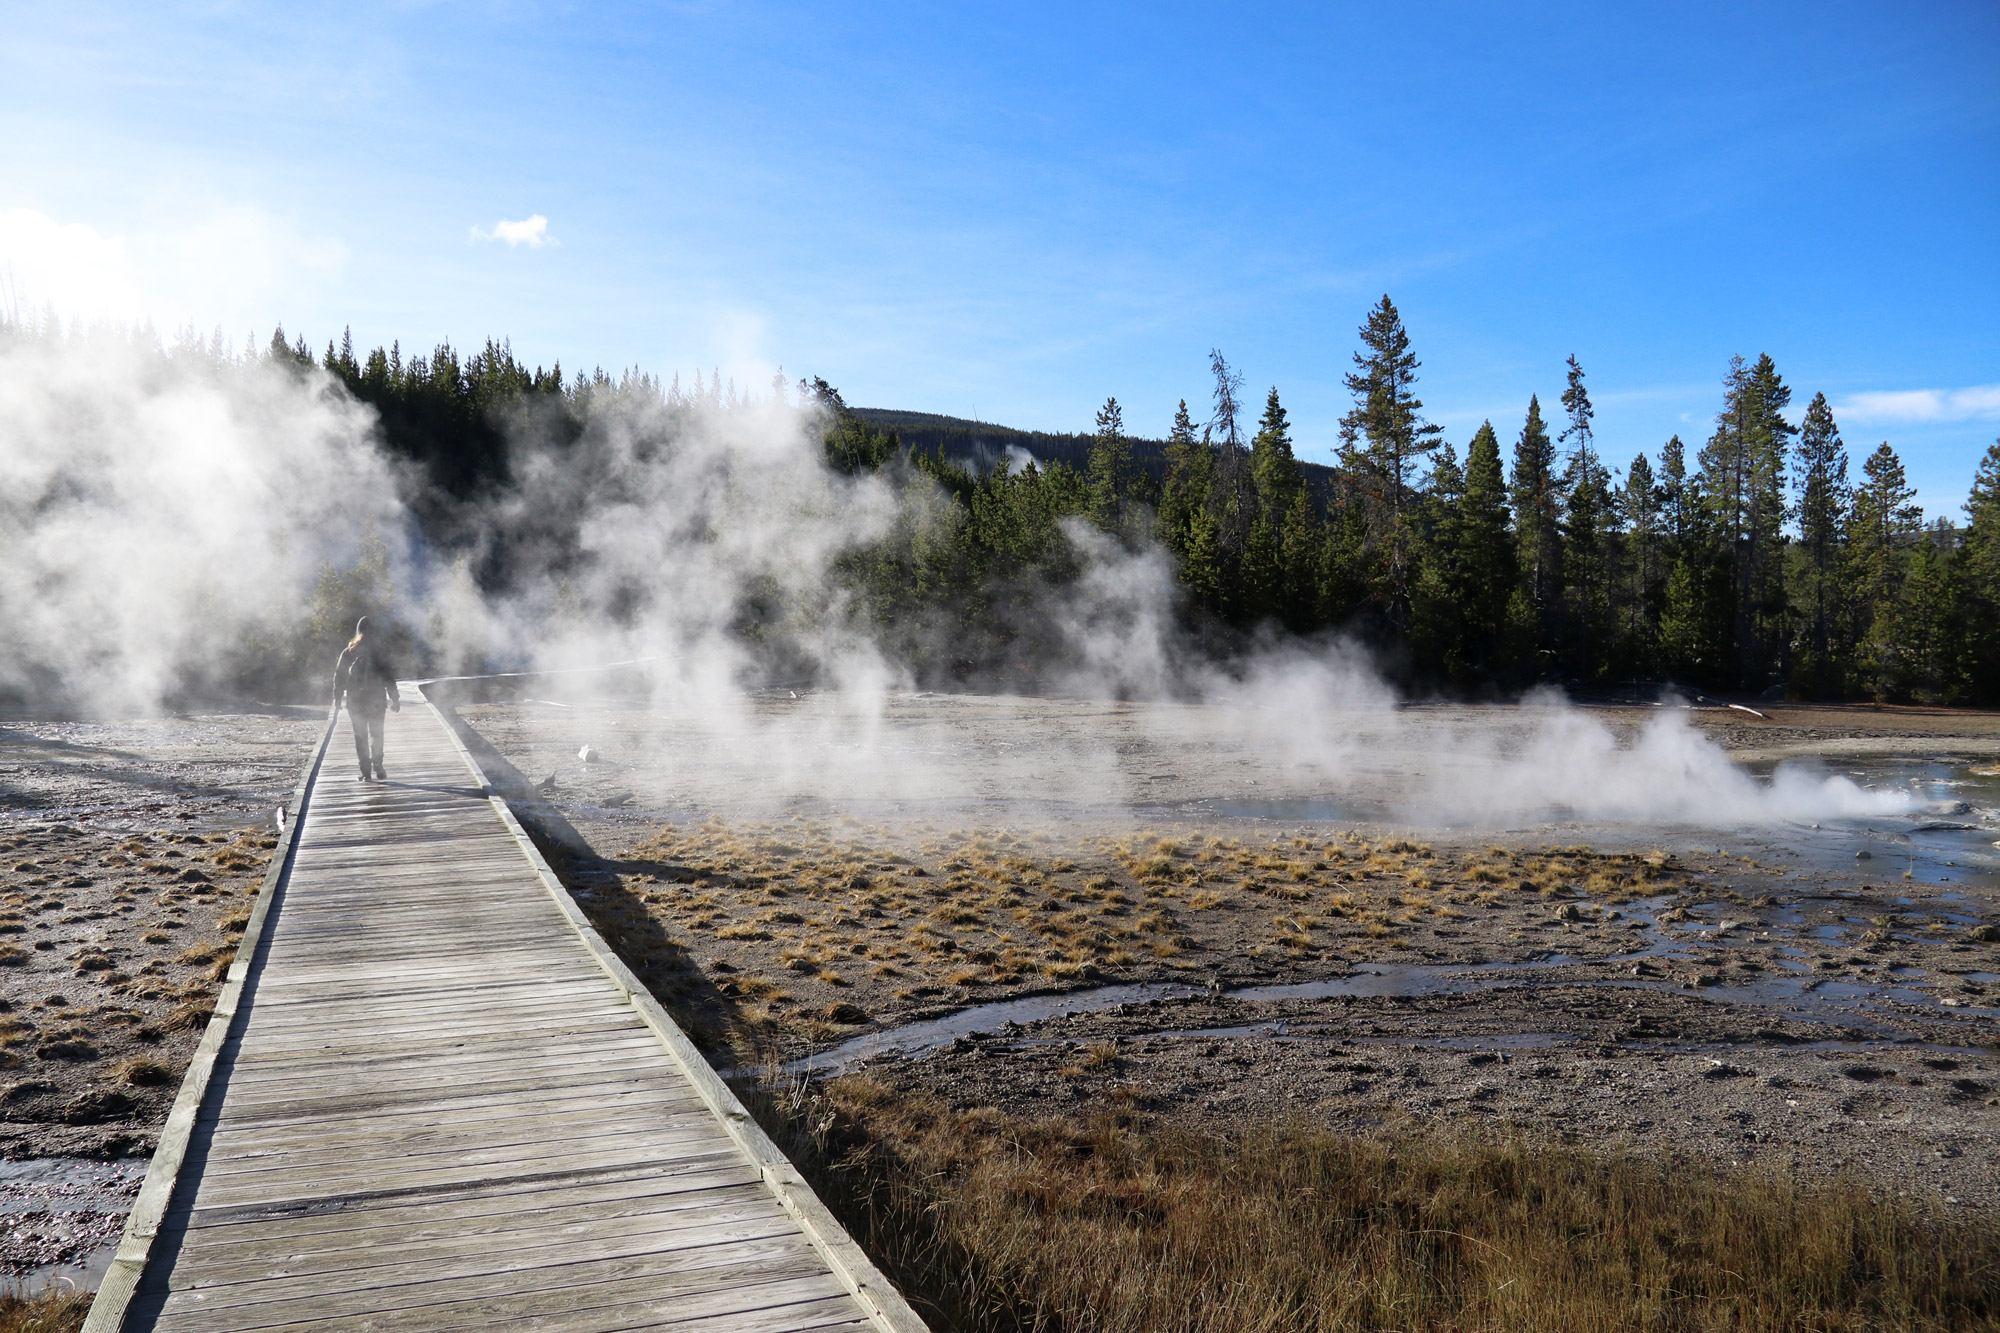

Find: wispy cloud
1835;384;2000;424
471;214;557;248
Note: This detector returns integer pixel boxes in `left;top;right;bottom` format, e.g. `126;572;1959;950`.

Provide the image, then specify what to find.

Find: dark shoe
374;763;387;781
357;770;371;782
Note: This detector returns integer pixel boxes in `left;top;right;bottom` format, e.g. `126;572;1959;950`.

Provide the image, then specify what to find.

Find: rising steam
0;324;1917;829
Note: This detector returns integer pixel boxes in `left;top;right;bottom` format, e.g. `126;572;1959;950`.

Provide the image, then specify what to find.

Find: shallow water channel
0;1157;142;1295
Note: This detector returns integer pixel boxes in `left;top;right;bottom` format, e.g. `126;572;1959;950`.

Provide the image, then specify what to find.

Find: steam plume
0;323;1919;830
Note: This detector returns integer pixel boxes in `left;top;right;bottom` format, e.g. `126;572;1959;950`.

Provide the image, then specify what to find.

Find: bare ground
0;706;320;1278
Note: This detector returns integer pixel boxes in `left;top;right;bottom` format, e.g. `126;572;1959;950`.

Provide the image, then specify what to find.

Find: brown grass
0;1289;89;1333
769;1079;1999;1333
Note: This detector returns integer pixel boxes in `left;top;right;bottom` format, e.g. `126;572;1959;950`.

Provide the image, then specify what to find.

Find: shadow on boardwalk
429;704;746;1055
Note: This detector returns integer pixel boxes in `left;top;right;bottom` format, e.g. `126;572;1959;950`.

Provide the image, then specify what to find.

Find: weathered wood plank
148;1232;831;1331
163;1253;841;1333
170;1180;773;1272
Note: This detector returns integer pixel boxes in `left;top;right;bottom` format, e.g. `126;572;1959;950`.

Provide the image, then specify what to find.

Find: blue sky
3;1;1996;512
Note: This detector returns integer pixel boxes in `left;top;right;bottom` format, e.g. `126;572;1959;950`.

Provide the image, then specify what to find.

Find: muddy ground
0;706;321;1278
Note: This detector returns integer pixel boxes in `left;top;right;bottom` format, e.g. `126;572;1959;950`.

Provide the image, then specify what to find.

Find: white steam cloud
0;330;402;713
0;327;1920;831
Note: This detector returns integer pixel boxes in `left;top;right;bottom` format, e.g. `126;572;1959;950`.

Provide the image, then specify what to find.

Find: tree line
835;298;2000;702
180;313;2000;702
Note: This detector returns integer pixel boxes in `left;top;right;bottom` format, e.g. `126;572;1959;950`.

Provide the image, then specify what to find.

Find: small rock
822;1003;871;1025
1967;925;2000;943
1854;850;1872;861
577;746;598;764
1705;1059;1752;1079
1553;903;1583;922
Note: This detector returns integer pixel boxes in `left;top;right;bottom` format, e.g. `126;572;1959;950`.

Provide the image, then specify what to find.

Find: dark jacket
334;639;399;714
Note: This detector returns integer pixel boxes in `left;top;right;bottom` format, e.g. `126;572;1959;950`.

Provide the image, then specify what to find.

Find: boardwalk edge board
422;688;932;1333
83;708;341;1333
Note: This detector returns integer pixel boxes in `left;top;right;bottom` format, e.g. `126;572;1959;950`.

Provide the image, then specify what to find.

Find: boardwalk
89;700;923;1333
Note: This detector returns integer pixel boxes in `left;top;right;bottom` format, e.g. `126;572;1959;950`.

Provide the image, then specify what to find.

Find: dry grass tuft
775;1084;1998;1333
115;1056;174;1086
0;1288;90;1333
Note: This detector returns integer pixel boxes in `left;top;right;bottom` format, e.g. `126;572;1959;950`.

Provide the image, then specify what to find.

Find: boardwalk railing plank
88;696;928;1333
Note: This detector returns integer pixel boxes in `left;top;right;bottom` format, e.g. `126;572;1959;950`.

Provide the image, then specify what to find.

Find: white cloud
1835;384;2000;424
471;214;557;248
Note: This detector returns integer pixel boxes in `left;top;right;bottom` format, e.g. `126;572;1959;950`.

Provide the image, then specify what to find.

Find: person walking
333;616;400;781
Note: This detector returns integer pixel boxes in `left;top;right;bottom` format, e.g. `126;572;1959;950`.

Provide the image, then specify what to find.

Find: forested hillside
274;308;2000;702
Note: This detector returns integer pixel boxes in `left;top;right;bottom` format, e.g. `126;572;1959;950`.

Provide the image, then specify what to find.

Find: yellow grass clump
771;1083;2000;1333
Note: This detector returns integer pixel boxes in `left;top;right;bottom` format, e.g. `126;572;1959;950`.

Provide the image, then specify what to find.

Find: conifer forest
227;297;2000;703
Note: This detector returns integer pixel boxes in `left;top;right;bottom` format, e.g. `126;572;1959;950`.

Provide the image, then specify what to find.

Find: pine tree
1659;434;1696;549
1086;396;1131;534
1697;354;1794;686
1847;442;1923;697
1452;420;1516;680
1157;398;1216;580
1792;392;1850;697
1278;488;1323;633
1338;296;1444;625
1960;438;2000;700
1206;352;1254;614
1890;523;1961;702
1408;443;1466;682
1250;387;1302;516
1510;395;1562;665
1558;355;1615;680
1620;451;1663;673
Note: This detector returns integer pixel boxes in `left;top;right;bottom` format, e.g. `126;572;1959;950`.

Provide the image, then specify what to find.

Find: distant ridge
851;406;1337;505
849;407;1148;477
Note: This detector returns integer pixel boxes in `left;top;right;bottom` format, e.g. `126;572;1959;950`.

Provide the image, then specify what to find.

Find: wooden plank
183;1152;753;1229
159;1252;840;1333
148;1232;831;1331
197;1111;734;1181
170;1181;773;1271
208;1057;687;1116
202;1083;705;1144
201;1065;696;1124
169;1195;791;1292
428;1278;865;1333
186;1123;740;1211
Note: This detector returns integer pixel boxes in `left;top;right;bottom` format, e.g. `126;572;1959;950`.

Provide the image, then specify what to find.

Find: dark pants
349;707;386;776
